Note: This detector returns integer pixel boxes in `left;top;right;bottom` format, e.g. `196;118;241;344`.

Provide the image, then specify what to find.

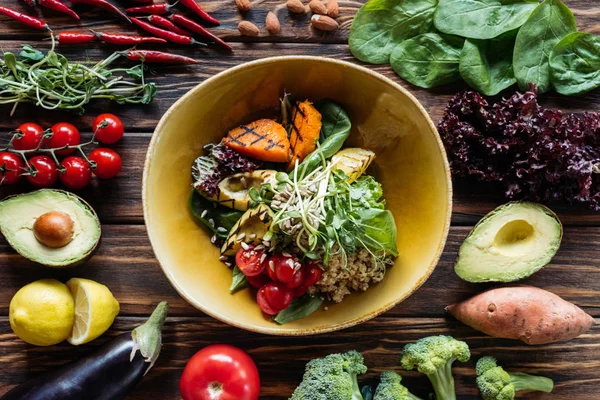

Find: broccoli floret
289;350;367;400
400;335;470;400
373;371;423;400
476;356;554;400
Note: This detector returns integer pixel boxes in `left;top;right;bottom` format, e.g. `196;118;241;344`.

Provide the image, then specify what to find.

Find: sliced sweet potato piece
287;100;322;170
223;119;291;163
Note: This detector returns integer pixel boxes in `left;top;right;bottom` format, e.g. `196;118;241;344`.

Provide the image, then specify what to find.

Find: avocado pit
34;211;74;249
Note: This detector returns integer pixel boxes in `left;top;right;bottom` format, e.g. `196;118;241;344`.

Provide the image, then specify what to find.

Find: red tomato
304;262;323;287
48;123;80;155
0;152;24;184
294;285;308;297
274;253;301;284
93;113;124;144
256;286;279;315
13;123;44;150
27;155;58;188
287;266;305;289
180;344;260;400
60;156;91;189
235;246;267;277
89;148;122;179
246;273;270;289
263;282;294;311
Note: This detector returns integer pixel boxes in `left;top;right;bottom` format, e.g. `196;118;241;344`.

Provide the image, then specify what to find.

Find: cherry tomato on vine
27;155;58;188
235;245;267;277
93;113;124;144
48;123;80;155
13;123;44;150
0;152;24;184
89;148;122;179
60;156;91;189
180;344;260;400
262;282;294;312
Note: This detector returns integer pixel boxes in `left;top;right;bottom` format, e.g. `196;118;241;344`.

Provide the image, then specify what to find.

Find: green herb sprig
0;35;156;115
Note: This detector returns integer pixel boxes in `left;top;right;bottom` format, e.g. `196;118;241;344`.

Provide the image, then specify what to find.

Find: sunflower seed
219;255;228;261
224;261;232;267
201;210;208;218
208;219;215;227
269;260;275;271
260;253;267;263
241;176;248;189
254;244;265;251
248;233;256;240
237;232;246;240
210;235;217;244
241;242;250;250
217;227;228;233
282;252;292;257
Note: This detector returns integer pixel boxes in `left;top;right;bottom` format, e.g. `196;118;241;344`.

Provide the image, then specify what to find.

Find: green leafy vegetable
434;0;537;40
390;33;464;88
274;294;324;324
18;45;44;62
189;190;243;238
513;0;577;93
357;209;398;257
459;30;518;96
349;176;384;210
550;32;600;95
229;266;249;294
349;0;438;65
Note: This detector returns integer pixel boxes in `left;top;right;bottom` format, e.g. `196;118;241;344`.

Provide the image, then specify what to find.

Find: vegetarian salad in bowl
189;94;398;323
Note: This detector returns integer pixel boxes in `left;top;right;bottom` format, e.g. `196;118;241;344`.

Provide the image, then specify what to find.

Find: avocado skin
454;201;563;283
0;189;101;268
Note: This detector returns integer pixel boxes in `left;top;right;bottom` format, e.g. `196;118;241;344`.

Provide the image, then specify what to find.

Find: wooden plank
0;316;597;399
0;225;597;318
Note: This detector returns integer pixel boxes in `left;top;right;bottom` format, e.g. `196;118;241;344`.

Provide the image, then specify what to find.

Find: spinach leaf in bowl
550;32;600;96
434;0;537;40
513;0;577;93
390;33;464;89
349;0;438;65
459;30;518;96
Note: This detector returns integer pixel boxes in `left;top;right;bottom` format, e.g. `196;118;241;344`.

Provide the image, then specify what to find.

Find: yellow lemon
66;278;120;345
9;279;75;346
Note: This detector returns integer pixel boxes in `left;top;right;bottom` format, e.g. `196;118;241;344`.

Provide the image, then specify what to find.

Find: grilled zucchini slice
212;170;277;211
221;204;274;256
331;148;376;183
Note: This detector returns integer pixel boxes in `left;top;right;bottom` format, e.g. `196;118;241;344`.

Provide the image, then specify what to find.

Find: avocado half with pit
0;189;101;268
455;202;562;283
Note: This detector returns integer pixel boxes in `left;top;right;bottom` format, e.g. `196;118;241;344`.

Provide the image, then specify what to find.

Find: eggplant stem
130;301;169;375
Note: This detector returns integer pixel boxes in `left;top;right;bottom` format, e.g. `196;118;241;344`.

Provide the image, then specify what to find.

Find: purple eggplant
2;301;169;400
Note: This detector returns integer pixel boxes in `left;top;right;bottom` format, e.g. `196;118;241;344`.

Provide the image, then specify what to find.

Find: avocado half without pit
0;189;101;268
454;202;563;283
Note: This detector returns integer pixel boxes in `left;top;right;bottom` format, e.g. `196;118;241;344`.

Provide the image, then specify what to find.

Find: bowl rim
142;55;453;336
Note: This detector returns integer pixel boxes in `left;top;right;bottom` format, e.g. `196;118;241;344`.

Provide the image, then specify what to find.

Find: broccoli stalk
476;356;553;400
373;371;423;400
400;335;470;400
289;350;367;400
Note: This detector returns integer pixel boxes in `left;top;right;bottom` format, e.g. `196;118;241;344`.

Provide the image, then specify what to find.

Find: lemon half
66;278;120;346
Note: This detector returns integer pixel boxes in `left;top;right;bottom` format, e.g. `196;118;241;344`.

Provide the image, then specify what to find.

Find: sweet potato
224;119;291;163
287;100;322;170
446;286;595;345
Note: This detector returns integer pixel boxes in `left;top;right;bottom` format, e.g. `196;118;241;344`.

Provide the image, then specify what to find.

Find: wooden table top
0;0;598;399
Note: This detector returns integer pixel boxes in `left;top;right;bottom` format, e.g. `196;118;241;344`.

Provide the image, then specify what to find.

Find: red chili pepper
69;0;131;23
125;3;176;14
91;29;167;44
121;49;198;64
57;32;97;44
131;17;205;46
0;6;50;30
38;0;80;20
170;13;231;51
178;0;219;25
146;15;190;36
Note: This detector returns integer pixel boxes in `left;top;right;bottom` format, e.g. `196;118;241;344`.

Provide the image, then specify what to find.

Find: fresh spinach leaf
390;33;464;89
189;190;243;237
357;208;399;256
274;294;324;324
459;30;518;96
229;266;249;294
350;176;385;210
349;0;438;65
513;0;577;93
294;100;351;178
550;32;600;95
434;0;538;40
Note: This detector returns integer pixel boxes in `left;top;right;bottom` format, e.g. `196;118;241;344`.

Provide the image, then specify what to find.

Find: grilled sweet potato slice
287;100;322;170
224;119;291;163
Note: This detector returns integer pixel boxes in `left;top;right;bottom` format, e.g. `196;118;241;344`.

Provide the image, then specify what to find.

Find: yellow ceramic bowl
143;57;452;335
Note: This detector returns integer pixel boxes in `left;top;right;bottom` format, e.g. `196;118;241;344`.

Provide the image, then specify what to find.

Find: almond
326;0;339;18
286;0;306;14
265;11;281;34
309;0;327;14
238;20;260;36
311;14;338;31
236;0;251;12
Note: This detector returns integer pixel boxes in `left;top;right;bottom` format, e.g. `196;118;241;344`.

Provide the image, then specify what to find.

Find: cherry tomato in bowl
180;344;260;400
93;113;124;144
13;122;44;150
235;245;267;277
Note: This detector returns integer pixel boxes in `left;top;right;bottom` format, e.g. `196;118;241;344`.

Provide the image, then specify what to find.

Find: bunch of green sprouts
0;35;156;115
